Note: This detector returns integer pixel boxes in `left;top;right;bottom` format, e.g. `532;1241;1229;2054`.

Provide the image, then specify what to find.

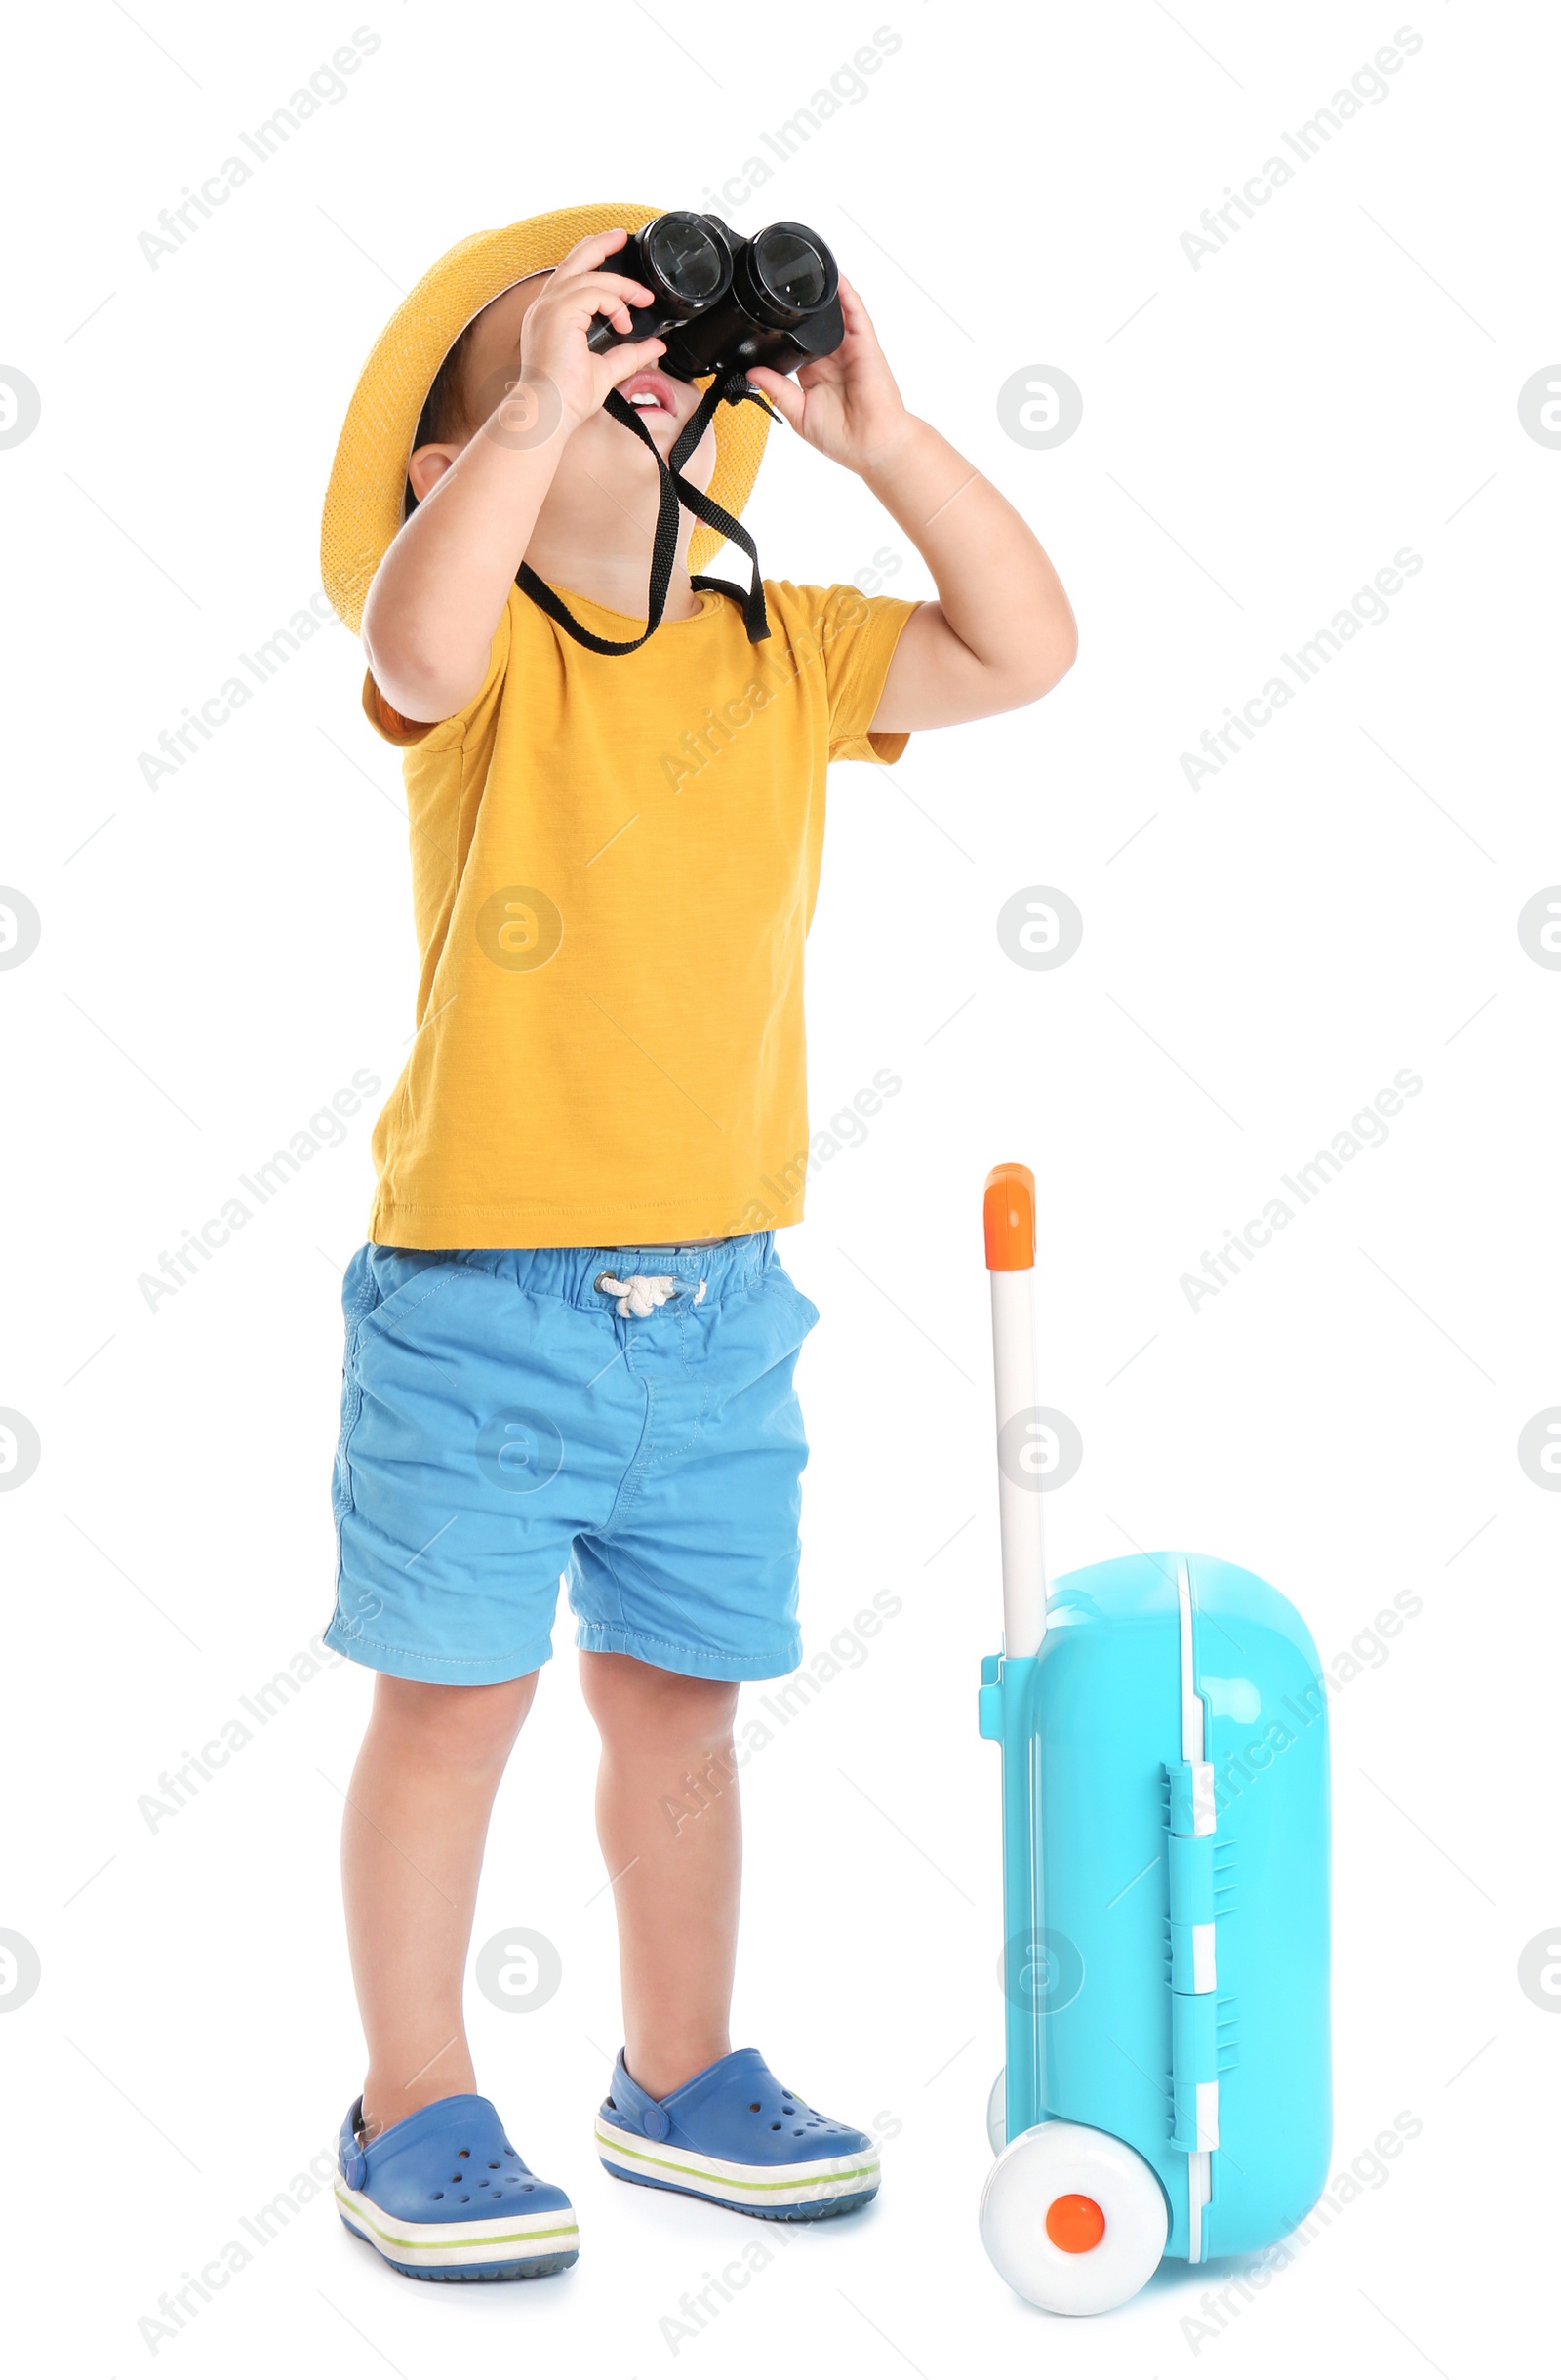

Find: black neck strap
515;370;779;657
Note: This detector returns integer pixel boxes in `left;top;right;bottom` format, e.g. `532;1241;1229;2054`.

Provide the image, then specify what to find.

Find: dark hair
403;324;477;520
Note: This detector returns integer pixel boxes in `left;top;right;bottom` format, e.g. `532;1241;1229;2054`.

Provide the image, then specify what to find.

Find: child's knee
580;1652;739;1751
371;1671;537;1767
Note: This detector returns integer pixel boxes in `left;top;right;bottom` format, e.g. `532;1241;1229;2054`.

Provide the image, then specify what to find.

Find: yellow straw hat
320;201;774;633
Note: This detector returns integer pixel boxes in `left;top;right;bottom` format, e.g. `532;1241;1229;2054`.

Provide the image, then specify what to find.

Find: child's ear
408;442;460;502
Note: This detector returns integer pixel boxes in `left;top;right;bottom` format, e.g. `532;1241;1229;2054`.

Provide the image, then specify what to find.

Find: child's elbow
362;617;484;727
1044;611;1080;691
1010;610;1078;707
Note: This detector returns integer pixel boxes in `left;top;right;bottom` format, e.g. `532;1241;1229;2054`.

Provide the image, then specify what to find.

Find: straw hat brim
320;201;773;632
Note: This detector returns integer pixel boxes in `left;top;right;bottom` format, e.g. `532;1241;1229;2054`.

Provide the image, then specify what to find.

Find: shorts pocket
357;1247;460;1340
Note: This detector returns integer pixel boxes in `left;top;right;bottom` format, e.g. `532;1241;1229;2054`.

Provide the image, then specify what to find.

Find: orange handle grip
983;1162;1036;1271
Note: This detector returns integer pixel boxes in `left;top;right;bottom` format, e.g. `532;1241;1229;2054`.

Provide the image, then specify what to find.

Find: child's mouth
620;370;680;418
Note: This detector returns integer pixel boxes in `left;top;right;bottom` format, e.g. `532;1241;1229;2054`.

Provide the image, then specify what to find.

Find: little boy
319;200;1075;2281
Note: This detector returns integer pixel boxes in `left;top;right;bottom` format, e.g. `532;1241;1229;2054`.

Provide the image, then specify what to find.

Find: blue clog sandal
596;2048;880;2221
335;2093;579;2281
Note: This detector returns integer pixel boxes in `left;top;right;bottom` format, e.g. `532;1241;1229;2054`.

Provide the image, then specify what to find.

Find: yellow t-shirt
362;576;920;1248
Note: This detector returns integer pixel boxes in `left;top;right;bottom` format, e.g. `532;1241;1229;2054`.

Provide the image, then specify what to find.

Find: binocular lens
586;211;842;380
645;213;727;303
750;226;830;311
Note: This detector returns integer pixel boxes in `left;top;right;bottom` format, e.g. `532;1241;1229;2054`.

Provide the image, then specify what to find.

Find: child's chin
630;405;683;440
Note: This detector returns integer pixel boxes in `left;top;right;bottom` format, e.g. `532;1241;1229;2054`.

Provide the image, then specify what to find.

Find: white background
3;1;1556;2370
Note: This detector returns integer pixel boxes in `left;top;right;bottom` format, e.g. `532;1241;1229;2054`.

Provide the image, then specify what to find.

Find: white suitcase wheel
986;2067;1006;2156
979;2118;1169;2315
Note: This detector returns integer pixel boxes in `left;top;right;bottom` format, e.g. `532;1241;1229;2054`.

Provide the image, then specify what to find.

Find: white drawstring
594;1271;707;1318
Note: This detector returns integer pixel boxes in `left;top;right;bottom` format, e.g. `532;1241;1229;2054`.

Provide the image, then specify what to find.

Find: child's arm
746;280;1077;732
361;231;666;725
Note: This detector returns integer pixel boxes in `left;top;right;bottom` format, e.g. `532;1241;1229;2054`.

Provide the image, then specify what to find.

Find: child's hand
515;228;668;433
743;278;914;476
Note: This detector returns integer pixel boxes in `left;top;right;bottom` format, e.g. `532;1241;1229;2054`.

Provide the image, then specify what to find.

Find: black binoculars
585;212;844;382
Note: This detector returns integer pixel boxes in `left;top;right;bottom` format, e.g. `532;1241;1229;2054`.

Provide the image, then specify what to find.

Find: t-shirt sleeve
361;586;515;749
782;581;923;764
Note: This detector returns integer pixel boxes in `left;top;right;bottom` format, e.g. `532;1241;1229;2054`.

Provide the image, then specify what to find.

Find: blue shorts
324;1234;819;1686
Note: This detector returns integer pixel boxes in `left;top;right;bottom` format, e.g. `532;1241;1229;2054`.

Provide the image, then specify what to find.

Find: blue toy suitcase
975;1165;1331;2315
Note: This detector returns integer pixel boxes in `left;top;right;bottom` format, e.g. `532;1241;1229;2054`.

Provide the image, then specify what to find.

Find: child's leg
580;1651;740;2100
341;1671;537;2137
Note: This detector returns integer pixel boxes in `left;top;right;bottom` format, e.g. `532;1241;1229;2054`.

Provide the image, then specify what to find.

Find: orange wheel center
1045;2192;1106;2253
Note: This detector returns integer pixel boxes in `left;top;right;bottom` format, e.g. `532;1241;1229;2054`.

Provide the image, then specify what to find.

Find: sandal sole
595;2120;879;2223
336;2192;579;2281
601;2163;877;2221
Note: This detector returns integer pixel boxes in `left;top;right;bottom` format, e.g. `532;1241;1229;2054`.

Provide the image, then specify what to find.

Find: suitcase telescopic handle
983;1163;1048;1657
